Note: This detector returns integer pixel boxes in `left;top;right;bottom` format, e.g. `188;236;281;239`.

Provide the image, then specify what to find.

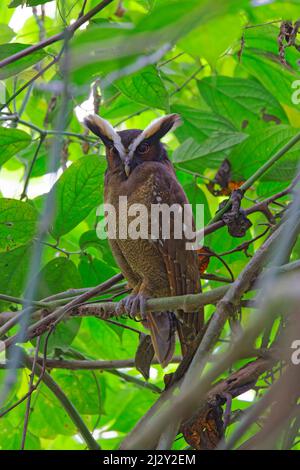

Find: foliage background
0;0;299;450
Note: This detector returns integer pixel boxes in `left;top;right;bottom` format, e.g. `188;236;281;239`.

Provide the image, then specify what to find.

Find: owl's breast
103;164;171;295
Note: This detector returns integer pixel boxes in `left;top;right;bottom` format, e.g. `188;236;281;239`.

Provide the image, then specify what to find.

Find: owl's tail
145;309;203;369
146;311;176;368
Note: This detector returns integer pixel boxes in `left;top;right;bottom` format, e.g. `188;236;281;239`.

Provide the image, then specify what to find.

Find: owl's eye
137;142;150;154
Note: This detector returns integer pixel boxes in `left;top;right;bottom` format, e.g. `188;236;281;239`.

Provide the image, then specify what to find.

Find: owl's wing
150;163;204;358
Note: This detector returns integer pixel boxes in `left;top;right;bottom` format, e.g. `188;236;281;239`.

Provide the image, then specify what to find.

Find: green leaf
73;317;138;361
0;127;31;166
230;125;300;182
238;26;299;108
182;178;211;225
198;76;287;131
34;257;82;300
9;0;53;7
112;388;156;433
0;198;38;251
18;142;60;178
0;244;31;309
0;43;46;79
79;230;118;268
172;104;236;143
256;180;288;199
79;256;116;287
28;382;75;438
0;416;40;450
50;156;106;240
180;14;242;66
32;257;82;351
52;370;104;415
101;94;145;120
115;66;169;110
172;131;248;171
0;24;14;44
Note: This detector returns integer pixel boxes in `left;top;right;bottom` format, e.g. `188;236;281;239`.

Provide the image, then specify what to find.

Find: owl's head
83;114;181;177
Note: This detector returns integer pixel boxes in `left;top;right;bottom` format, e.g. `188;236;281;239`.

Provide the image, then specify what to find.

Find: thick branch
0;356;182;371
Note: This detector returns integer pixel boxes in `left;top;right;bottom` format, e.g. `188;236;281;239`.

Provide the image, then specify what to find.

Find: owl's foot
115;293;147;320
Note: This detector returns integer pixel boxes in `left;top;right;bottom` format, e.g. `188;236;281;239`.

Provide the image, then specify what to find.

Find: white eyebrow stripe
99;118;126;160
84;114;127;160
127;114;181;157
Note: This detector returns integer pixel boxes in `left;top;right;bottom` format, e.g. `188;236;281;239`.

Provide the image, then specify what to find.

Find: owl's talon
116;293;148;320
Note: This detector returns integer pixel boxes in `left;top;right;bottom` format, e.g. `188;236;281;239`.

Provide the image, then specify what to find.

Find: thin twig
20;134;46;200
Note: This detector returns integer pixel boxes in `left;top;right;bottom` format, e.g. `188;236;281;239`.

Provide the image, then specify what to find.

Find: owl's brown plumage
84;113;203;368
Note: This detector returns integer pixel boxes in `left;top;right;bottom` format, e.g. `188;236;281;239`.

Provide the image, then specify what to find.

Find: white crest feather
128;114;182;156
84;114;126;158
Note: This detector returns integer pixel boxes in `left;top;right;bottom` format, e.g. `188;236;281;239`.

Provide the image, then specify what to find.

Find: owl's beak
124;158;131;177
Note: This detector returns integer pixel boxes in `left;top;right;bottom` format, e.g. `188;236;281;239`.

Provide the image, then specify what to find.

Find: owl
84;113;203;368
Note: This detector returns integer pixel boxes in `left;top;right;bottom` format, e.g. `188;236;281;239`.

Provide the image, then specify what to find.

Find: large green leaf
52;370;104;415
0;43;46;79
172;131;248;171
245;2;300;24
182;177;211;226
0;198;38;251
0;127;31;166
0;416;40;450
32;257;82;351
230;125;300;182
101;94;144;120
79;230;118;269
115;66;169;110
180;13;242;66
238;25;299;108
9;0;53;6
28;382;75;439
112;388;156;433
172;104;236;143
73;317;138;361
0;244;31;309
34;257;82;300
0;24;14;44
79;256;116;287
198;76;288;131
50;156;106;240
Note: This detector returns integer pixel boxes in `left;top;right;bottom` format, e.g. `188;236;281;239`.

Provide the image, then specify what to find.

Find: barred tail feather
147;312;176;368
